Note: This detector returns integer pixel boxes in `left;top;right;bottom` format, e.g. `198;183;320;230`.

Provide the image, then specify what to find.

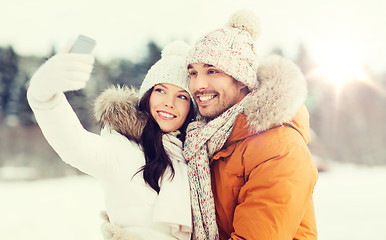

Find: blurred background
1;0;385;239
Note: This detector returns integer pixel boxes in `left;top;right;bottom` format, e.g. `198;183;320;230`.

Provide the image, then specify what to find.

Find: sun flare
310;40;370;90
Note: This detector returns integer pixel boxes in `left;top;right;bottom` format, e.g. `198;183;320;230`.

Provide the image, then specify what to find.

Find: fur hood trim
245;55;307;133
93;85;147;143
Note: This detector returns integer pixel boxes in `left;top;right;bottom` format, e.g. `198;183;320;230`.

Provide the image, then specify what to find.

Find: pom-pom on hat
139;40;192;100
186;10;261;91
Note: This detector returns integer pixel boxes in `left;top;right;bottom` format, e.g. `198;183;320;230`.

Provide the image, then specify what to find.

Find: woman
27;41;195;240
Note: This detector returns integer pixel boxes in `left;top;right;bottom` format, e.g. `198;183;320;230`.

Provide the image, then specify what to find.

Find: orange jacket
207;55;319;239
211;106;318;240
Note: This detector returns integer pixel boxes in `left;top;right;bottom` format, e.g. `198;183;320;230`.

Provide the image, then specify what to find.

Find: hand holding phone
70;35;96;54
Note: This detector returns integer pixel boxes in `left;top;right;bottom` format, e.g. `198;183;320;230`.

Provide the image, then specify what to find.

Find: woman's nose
164;95;175;108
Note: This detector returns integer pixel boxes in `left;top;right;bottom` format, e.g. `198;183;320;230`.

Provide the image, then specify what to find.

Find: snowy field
1;162;386;240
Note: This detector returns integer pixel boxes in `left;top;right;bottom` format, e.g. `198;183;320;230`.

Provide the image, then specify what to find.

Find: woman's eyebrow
157;83;168;89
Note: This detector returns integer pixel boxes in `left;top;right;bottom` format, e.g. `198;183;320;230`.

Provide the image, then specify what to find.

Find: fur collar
93;85;147;143
93;55;306;139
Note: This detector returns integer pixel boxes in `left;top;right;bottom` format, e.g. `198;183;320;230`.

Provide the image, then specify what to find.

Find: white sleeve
27;90;130;180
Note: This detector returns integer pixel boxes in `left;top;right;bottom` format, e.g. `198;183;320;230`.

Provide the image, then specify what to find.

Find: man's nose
190;74;209;92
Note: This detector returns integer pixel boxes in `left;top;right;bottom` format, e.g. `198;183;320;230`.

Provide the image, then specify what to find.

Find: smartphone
70;35;96;54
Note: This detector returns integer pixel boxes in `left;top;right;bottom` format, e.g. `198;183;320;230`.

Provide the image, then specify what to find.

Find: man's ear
239;84;250;94
238;81;250;94
233;78;250;95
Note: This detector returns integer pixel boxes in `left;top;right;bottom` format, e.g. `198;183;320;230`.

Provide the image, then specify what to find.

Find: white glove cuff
27;89;65;110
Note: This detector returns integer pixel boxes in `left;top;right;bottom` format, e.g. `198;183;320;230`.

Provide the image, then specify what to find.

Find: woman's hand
28;53;95;102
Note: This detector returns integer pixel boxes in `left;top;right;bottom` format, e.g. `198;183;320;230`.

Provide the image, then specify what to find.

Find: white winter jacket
27;87;192;240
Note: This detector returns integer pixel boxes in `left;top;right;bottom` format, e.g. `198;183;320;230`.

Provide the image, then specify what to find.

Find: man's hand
28;53;95;102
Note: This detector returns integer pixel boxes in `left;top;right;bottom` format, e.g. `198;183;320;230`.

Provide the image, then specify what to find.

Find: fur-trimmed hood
93;55;306;141
245;54;307;133
93;85;147;143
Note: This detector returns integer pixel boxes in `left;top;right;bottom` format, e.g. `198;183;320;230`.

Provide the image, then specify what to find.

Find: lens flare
310;40;370;93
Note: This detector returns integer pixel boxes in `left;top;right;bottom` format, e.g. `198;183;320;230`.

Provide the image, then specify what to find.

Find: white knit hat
139;41;192;100
186;10;261;91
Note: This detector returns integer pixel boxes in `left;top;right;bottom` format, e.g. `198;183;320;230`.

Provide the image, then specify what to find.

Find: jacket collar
212;105;310;162
226;105;311;148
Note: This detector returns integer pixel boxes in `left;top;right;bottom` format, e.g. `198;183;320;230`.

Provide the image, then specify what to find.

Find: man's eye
208;69;218;74
189;71;197;76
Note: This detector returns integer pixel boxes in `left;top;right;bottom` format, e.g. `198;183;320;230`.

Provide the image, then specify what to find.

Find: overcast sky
1;0;385;74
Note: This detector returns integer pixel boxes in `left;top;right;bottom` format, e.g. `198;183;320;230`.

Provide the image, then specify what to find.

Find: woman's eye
155;88;165;94
208;69;218;74
188;71;197;76
178;95;188;100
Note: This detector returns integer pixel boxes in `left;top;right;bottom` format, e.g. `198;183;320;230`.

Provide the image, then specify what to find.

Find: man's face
188;63;248;119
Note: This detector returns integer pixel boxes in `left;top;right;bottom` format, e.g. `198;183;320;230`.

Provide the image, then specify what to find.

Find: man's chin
198;107;222;120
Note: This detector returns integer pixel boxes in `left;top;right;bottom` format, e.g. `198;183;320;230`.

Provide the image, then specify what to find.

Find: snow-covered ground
1;162;386;240
313;162;386;240
0;176;105;239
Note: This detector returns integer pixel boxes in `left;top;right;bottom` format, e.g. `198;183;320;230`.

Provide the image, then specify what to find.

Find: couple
27;10;318;240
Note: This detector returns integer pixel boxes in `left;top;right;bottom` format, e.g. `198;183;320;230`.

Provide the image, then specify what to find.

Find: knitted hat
186;10;261;91
139;41;192;100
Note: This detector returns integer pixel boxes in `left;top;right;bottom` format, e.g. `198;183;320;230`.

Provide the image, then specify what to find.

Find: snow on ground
1;162;386;240
0;176;105;240
313;162;386;240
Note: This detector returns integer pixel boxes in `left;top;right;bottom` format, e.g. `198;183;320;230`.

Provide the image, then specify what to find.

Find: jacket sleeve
27;91;132;180
230;144;318;240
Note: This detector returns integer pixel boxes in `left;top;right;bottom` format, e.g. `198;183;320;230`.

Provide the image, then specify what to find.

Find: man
183;10;319;240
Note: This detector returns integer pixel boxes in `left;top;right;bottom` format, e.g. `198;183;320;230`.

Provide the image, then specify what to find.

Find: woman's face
149;83;191;133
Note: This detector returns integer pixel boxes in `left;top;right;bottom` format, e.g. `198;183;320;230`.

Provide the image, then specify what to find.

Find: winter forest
1;39;386;239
